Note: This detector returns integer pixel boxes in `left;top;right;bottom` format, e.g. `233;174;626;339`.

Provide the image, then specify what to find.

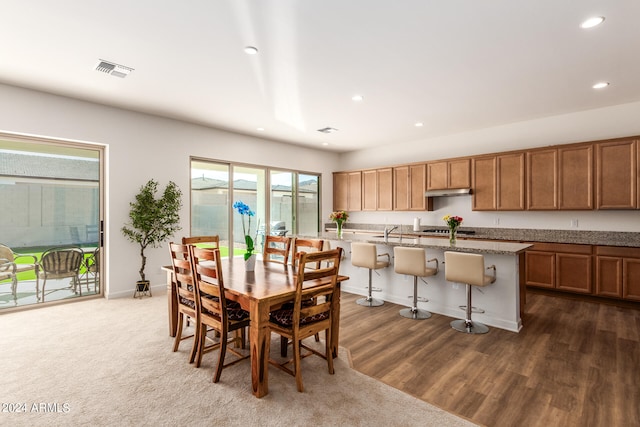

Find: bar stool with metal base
393;246;439;319
351;242;390;307
444;251;496;334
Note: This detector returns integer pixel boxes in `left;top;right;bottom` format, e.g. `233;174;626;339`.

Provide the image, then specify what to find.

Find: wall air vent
317;127;338;134
95;60;134;78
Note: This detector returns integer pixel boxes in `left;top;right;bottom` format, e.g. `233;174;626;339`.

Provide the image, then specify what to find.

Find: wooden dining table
163;257;348;398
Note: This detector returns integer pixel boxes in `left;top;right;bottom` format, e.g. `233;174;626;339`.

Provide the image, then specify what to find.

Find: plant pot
245;254;257;272
134;280;151;298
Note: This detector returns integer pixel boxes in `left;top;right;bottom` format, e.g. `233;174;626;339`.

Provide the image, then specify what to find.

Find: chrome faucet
384;225;398;242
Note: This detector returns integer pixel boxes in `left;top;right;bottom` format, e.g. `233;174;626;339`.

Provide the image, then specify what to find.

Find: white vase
245;254;256;271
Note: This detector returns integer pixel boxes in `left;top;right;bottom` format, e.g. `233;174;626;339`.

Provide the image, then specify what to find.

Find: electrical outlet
452;283;459;290
494;217;500;225
570;219;579;228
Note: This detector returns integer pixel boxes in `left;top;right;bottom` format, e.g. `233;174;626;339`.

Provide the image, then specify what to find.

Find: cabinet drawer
526;242;592;255
596;246;640;258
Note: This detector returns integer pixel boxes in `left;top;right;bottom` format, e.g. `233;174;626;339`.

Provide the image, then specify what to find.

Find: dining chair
38;247;84;302
291;237;326;345
291;238;325;271
169;242;199;363
269;247;343;392
189;245;251;383
263;235;292;268
181;235;220;248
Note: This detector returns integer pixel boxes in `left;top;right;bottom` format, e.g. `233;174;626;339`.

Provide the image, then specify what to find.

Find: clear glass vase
336;221;343;238
449;228;457;245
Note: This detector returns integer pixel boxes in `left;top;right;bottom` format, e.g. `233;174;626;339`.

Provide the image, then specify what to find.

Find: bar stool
351;242;390;307
393;247;439;319
444;251;496;334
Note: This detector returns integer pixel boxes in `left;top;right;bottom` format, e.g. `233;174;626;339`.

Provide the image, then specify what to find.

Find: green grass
1;246;245;284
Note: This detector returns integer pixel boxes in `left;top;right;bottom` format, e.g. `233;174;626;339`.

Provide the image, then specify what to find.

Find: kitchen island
301;231;531;332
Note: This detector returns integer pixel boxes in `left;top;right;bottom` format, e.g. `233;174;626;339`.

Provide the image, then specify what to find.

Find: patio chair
38;247;84;302
0;244;39;306
82;247;100;293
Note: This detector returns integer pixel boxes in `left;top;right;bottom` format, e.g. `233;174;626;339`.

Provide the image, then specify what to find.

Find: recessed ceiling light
244;46;258;55
414;122;424;127
256;127;265;131
352;95;364;102
322;142;329;146
592;82;610;89
580;16;605;29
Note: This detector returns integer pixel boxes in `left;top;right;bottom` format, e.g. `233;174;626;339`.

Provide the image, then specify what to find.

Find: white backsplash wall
346;195;640;232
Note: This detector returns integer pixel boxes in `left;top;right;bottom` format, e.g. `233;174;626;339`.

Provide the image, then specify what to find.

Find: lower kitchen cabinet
596;246;640;301
525;243;592;294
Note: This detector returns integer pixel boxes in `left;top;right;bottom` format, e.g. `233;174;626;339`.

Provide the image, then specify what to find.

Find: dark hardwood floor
338;289;640;427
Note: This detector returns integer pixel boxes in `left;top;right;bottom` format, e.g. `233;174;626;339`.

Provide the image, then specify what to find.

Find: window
190;158;320;258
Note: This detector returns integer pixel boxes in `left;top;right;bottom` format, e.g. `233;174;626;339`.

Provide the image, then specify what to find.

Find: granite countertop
302;231;532;255
322;223;640;248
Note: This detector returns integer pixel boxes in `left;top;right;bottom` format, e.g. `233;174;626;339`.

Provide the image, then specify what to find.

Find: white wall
0;83;340;298
340;101;640;232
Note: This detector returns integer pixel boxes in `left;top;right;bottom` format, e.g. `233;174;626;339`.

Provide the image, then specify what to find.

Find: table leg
250;299;271;398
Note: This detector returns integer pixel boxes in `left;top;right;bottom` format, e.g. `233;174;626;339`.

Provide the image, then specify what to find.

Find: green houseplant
121;179;182;293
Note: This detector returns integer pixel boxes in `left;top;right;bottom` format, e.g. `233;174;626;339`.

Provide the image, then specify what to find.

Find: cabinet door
556;253;592;294
347;171;362;211
361;169;377;211
377;168;393;211
527;149;557;210
497;152;525;210
333;172;348;211
596;139;637;209
448;159;471;188
558;144;593;210
393;166;409;210
525;251;555;288
409;164;426;210
426;161;447;190
623;258;640;301
472;156;496;211
595;256;623;298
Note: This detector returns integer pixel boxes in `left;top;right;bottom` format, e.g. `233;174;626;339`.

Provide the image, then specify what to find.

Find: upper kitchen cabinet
497;152;526;210
472;156;497;210
333;171;362;211
527;145;593;210
362;168;393;211
596;139;637;209
394;163;431;211
427;159;470;190
558;144;593;210
527;149;557;210
472;153;525;211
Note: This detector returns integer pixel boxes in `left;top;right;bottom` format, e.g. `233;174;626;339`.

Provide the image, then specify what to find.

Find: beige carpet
0;290;478;427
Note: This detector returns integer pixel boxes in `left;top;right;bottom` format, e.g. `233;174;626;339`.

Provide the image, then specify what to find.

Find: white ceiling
1;1;639;153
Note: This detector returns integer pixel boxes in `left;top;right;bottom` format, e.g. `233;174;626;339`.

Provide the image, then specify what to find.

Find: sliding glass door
0;135;104;310
190;158;321;258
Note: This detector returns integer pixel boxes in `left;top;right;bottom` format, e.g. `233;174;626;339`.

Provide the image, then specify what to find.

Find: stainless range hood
424;188;472;197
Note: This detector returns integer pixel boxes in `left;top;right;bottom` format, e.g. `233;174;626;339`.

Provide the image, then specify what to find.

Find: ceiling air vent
317;127;338;134
95;60;134;78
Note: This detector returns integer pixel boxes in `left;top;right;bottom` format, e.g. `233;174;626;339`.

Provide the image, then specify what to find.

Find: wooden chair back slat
263;235;292;267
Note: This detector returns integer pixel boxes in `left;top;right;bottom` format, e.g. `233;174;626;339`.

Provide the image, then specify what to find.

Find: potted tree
121;179;182;296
